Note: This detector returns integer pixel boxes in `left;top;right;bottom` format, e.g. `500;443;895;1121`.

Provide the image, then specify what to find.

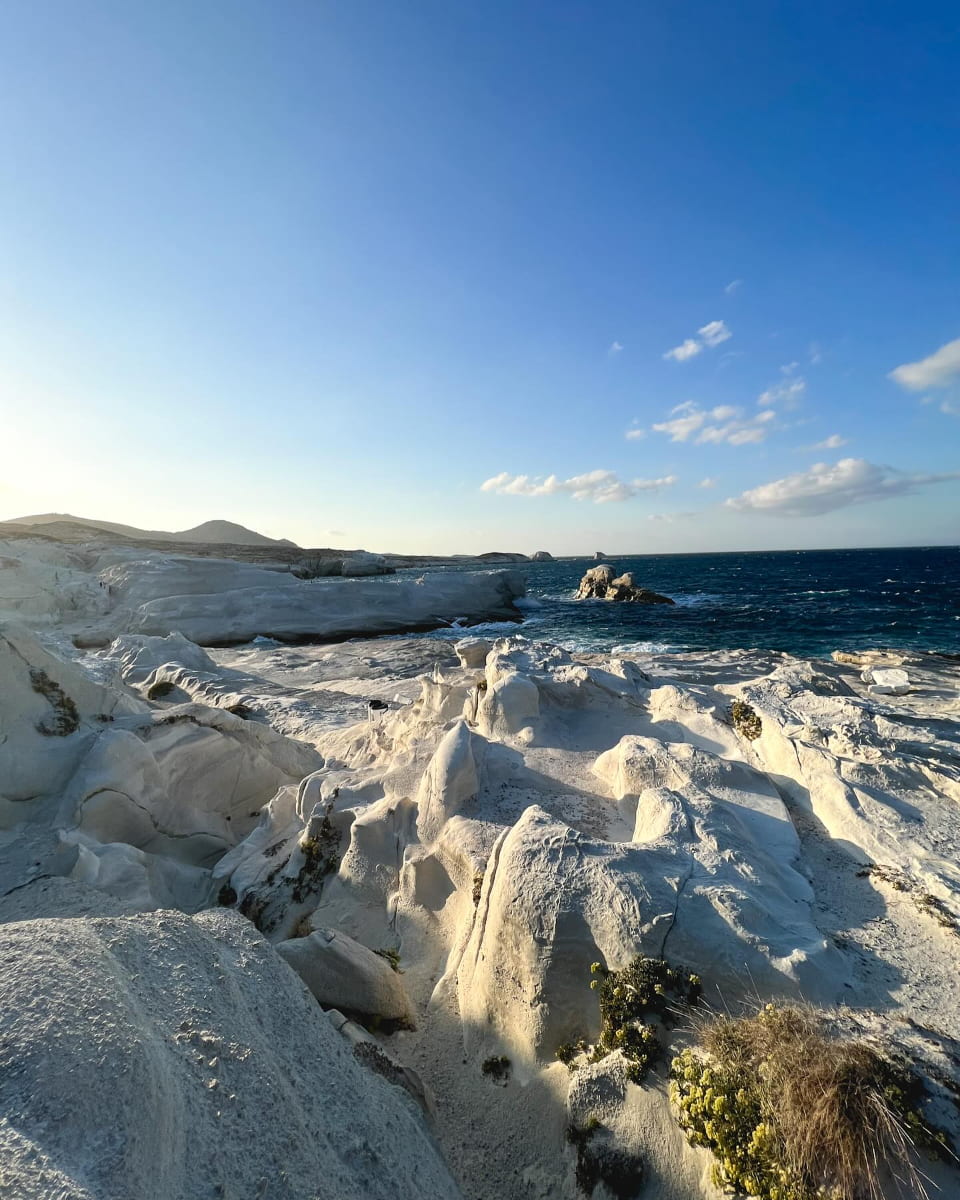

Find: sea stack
576;564;674;604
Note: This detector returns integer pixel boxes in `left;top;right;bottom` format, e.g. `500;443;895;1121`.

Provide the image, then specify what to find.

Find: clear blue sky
1;1;958;553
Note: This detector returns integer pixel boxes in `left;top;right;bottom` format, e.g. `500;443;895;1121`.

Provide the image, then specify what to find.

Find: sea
414;545;960;659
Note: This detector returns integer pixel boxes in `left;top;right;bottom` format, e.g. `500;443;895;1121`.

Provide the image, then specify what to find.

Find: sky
1;1;958;555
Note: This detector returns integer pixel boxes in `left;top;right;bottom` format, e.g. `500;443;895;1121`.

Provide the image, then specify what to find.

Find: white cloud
780;361;799;375
663;320;731;362
608;341;624;355
941;399;959;416
624;426;646;440
725;279;742;295
811;433;848;450
663;338;702;362
648;511;697;523
889;336;960;391
481;469;678;504
651;401;774;446
699;477;717;489
698;320;732;348
758;377;806;408
725;458;960;517
809;342;822;365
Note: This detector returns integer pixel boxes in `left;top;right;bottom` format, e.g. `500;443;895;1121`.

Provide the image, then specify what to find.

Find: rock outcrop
0;539;526;645
531;550;554;561
575;565;674;604
0;908;461;1200
3;556;960;1200
0;624;322;912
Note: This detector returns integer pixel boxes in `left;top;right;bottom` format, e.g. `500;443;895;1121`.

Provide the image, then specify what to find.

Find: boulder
276;926;414;1025
861;666;911;695
531;551;554;562
593;551;606;561
575;564;615;599
575;566;674;604
0;909;459;1200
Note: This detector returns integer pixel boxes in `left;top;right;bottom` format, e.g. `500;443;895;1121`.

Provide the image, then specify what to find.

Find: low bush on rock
147;679;176;700
30;668;80;736
291;808;341;904
729;699;762;740
558;956;701;1082
375;947;402;973
481;1055;511;1085
670;1003;950;1200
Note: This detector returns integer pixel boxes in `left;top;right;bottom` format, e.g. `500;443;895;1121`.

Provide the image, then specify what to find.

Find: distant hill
6;513;297;548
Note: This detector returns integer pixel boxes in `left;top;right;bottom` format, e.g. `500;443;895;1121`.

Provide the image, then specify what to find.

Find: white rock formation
0;624;322;912
3;551;960;1200
276;927;414;1024
0;538;525;646
0;908;461;1200
862;665;912;695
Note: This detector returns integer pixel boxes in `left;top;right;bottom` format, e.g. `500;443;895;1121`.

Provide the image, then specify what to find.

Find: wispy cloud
651;401;774;446
648;511;698;523
725;458;960;517
481;469;678;504
624;426;646;440
699;320;732;348
810;433;848;450
889;336;960;391
724;279;742;295
758;377;806;408
663;320;731;362
608;340;624;355
663;338;702;362
698;477;717;488
780;361;800;375
809;342;823;365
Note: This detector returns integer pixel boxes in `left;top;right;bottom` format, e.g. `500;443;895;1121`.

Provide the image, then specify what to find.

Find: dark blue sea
419;546;960;658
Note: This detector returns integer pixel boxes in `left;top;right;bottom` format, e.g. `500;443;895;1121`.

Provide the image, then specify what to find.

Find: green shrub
670;1003;950;1200
147;679;176;700
375;947;402;973
588;956;701;1083
730;699;762;740
30;668;80;736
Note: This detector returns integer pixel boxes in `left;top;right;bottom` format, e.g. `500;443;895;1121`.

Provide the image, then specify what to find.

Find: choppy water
416;546;960;658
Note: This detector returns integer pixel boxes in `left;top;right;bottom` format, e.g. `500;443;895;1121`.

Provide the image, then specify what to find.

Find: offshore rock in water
575;565;674;605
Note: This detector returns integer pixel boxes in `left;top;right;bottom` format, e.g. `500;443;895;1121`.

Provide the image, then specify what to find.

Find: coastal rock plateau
0;536;525;645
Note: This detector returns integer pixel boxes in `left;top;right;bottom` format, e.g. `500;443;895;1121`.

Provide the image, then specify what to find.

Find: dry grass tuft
672;1003;949;1200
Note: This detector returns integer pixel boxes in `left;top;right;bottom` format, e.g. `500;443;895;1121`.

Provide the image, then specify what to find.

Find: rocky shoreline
1;537;959;1199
